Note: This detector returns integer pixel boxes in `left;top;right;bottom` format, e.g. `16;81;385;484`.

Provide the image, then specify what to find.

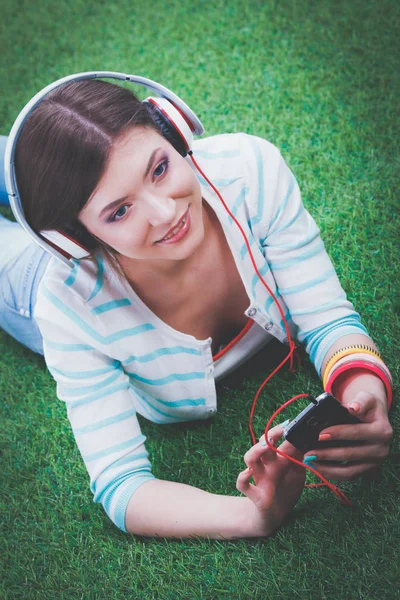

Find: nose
141;193;177;226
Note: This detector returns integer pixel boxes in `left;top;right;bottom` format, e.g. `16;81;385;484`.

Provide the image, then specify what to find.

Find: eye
109;204;130;223
153;158;169;180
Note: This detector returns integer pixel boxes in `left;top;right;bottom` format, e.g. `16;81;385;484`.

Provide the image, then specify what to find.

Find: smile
156;208;191;244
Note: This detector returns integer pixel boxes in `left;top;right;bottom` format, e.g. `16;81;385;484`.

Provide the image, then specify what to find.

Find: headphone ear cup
143;97;194;157
40;220;95;260
40;228;91;259
144;102;188;156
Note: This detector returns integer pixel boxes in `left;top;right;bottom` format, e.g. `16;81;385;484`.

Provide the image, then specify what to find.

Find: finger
318;419;393;443
258;435;278;466
276;440;305;463
244;443;273;479
245;433;286;478
311;461;380;482
236;467;257;500
258;430;280;454
304;442;390;464
258;429;281;448
259;421;290;462
265;421;287;441
245;437;278;467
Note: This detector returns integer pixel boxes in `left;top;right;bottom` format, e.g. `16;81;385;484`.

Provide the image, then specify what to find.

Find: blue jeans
0;135;9;206
0;135;49;354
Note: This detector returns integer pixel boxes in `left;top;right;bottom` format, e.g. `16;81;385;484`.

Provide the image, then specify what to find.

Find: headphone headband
5;71;204;267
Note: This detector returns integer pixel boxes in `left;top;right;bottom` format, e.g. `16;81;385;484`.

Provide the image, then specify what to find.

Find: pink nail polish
318;433;331;441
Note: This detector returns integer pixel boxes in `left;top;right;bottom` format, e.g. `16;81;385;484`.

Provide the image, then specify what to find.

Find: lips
156;208;190;243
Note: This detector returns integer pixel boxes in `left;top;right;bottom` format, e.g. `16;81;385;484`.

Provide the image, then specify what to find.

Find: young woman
0;78;393;538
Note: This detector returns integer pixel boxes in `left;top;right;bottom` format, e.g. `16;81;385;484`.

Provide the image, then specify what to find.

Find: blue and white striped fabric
34;133;369;531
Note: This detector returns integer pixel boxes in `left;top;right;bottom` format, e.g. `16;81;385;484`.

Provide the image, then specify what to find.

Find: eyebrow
98;147;161;219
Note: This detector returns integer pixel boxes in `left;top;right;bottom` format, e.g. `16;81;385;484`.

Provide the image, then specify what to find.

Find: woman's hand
303;389;393;481
236;424;306;536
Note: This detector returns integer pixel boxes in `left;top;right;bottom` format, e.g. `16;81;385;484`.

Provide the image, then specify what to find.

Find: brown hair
15;79;159;252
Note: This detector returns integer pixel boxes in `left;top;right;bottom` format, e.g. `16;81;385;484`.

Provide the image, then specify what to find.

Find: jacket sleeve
34;281;155;532
252;136;371;374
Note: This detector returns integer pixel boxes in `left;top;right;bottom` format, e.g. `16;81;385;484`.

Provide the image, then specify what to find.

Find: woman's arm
34;283;157;532
250;138;393;479
251;137;371;377
126;426;305;539
126;480;262;539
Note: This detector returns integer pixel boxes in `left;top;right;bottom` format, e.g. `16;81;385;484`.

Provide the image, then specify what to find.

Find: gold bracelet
322;344;383;389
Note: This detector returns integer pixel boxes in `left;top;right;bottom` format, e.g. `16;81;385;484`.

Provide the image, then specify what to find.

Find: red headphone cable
189;151;296;371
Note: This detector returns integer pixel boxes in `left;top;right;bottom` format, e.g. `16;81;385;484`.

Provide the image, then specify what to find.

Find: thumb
347;391;376;418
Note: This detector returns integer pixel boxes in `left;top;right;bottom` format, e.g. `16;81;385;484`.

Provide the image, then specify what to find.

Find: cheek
112;225;147;249
172;161;200;197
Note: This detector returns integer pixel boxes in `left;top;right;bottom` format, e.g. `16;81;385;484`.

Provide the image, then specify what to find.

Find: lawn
0;0;399;598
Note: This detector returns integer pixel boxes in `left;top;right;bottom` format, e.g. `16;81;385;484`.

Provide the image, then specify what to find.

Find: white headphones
4;71;205;267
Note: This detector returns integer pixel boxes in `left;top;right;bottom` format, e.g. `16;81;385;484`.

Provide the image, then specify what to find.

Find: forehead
103;126;168;179
109;126;164;163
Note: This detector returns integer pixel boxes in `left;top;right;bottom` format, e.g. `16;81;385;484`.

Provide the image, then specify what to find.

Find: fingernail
349;403;360;413
304;455;318;463
318;433;331;441
279;419;290;428
260;439;267;446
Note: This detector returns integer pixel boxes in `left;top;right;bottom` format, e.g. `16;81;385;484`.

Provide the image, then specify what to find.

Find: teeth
161;215;187;241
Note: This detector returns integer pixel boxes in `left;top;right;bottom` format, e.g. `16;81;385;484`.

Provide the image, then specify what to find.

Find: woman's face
79;127;205;269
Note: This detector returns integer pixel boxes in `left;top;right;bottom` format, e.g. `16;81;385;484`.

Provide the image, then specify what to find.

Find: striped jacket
34;133;368;531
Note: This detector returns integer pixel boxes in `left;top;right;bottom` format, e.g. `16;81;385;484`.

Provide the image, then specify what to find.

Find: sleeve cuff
112;474;156;533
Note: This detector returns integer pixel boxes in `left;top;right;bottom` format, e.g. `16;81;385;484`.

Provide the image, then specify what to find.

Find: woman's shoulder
37;252;122;310
193;132;281;160
193;133;282;183
193;133;284;215
34;252;141;348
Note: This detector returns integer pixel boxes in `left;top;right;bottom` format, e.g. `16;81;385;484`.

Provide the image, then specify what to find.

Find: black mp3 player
283;392;361;453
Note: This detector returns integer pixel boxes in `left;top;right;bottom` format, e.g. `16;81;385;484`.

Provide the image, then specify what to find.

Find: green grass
0;0;399;598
